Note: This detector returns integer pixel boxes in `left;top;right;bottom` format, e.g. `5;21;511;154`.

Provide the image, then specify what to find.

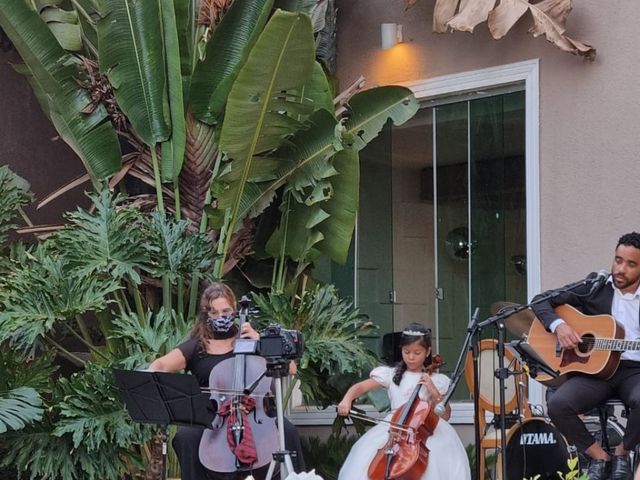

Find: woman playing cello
336;323;470;480
149;282;304;480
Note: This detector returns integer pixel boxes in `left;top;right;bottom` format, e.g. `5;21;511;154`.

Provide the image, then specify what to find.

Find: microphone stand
435;308;480;479
476;302;532;480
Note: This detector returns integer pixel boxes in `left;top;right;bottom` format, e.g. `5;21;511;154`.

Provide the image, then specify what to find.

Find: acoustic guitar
525;304;639;385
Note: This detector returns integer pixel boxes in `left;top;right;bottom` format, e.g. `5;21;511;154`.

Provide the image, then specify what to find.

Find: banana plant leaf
159;0;186;182
190;0;274;125
342;86;419;150
0;0;121;181
216;87;417;264
172;0;194;78
40;6;83;51
315;146;359;264
97;0;170;146
216;10;315;264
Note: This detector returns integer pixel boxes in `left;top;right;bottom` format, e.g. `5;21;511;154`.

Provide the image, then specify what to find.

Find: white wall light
381;23;403;49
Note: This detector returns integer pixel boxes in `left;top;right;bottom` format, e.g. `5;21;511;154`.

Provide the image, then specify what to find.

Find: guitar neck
593;338;640;352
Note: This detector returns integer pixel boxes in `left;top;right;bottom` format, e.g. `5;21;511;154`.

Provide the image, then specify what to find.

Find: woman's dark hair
191;283;238;351
392;323;433;386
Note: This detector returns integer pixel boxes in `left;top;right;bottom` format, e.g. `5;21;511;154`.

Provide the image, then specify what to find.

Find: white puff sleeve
369;366;394;388
431;373;451;396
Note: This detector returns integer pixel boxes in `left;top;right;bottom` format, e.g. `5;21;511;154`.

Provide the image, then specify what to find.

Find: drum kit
471;302;630;480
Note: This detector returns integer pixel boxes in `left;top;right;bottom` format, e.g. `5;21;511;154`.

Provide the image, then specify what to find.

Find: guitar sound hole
578;334;595;354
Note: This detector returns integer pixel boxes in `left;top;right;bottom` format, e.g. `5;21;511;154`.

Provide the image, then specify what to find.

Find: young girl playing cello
336;323;470;480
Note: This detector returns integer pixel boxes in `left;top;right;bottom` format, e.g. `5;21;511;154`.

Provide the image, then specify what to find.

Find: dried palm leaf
223;218;255;275
433;0;596;59
447;0;497;32
197;0;235;27
433;0;461;32
36;173;90;210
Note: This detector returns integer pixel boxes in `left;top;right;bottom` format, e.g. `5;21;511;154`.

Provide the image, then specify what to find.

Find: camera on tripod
258;324;304;361
233;322;304;367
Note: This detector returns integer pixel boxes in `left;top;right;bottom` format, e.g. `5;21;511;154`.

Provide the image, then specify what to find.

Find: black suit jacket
531;272;616;331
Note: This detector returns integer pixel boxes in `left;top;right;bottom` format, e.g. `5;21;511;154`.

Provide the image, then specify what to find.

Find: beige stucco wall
336;0;639;290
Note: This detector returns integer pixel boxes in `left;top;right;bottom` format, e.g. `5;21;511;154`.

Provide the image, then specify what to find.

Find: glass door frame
402;59;541;424
285;59;540;426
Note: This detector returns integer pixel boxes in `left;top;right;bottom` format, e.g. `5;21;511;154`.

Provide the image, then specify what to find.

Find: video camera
258;324;304;361
233;323;304;363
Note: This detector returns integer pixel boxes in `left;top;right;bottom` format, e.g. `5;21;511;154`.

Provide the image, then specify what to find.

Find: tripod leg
265;459;278;480
161;425;168;480
284;454;295;477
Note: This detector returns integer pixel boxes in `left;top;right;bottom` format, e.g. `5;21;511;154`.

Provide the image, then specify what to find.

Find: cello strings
201;387;274;398
346;411;414;435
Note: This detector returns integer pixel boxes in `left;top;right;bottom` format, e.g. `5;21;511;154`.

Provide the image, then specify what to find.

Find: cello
367;355;443;480
199;297;279;473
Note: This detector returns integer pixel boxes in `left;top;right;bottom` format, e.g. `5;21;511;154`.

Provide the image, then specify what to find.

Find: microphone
434;399;447;417
586;270;609;295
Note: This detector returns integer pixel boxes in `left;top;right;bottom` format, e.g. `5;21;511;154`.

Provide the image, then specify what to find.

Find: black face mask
211;327;238;340
208;315;234;333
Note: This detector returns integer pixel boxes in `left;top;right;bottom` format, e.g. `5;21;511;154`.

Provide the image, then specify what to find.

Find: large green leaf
252;285;377;407
216;10;315;266
53;191;155;284
0;165;33;248
145;211;215;283
315;146;359;264
0;387;44;434
159;0;186;182
40;6;83;51
342;86;419;150
0;247;120;352
190;0;274;125
97;0;170;146
217;87;416;231
0;0;121;181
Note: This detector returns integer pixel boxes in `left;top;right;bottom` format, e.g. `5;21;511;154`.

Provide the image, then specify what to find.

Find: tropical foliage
252;284;378;407
0;0;419;478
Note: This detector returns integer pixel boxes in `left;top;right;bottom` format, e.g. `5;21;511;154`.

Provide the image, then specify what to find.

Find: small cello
367;355;443;480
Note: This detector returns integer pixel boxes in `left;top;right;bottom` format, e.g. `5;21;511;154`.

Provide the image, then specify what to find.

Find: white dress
338;366;471;480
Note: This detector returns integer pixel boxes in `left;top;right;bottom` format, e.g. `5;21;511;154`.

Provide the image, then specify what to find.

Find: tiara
402;329;426;337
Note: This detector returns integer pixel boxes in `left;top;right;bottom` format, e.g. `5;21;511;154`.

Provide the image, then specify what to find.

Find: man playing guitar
531;232;640;480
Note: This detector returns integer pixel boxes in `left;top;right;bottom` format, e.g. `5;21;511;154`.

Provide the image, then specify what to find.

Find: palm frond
252;285;377;406
0;245;119;352
53;364;152;451
54;191;155;284
146;211;216;283
0;166;33;248
110;307;191;369
0;387;44;434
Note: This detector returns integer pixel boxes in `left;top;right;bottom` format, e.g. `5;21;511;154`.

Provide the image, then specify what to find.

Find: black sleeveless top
177;338;234;387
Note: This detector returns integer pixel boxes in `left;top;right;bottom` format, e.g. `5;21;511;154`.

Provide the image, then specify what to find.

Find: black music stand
114;370;215;480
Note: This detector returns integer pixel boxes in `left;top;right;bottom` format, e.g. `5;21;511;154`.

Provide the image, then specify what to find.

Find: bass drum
498;418;575;480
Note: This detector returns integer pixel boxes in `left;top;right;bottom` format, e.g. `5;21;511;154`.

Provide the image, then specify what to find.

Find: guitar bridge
555;342;562;358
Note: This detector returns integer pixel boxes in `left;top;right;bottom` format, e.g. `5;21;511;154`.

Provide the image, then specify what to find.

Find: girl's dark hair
191;282;238;351
392;323;432;386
